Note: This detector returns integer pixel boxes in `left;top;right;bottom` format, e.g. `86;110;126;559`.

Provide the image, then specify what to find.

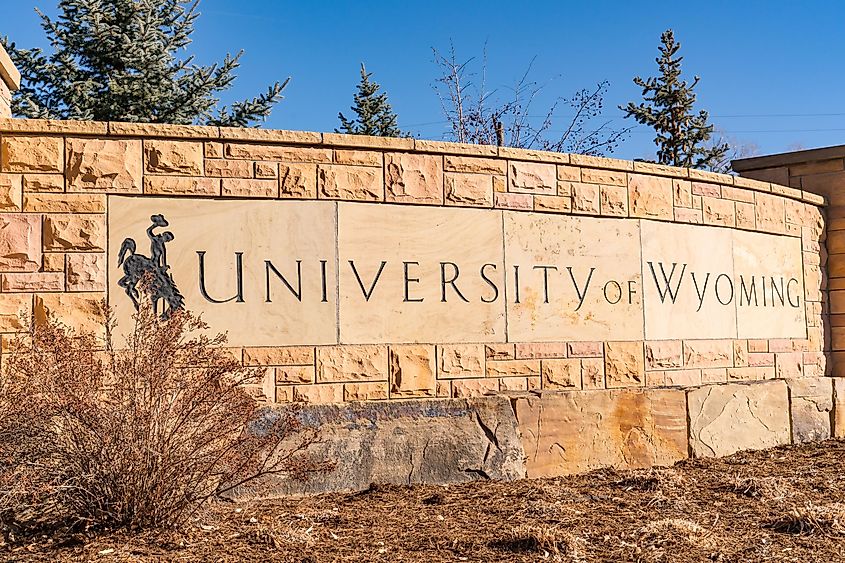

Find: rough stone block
274;366;315;384
515;342;568;359
254;161;279;179
2;272;63;292
65;253;105;292
599;184;628;216
0;293;31;331
0;214;41;271
389;345;437;398
683;340;733;368
570;181;600;214
316;345;388;383
23;193;104;213
66;138;142;192
628;174;673;220
673;179;692;207
0;174;22;211
541;358;581;389
513;388;688;478
344;382;389;401
34;293;104;334
437;344;484;379
486;359;540;377
232;397;525;496
143;176;220;196
494;192;532;209
452;378;499;398
687;380;791;457
605;341;644;387
144;140;203;175
225;143;332;163
333;150;382;167
279;163;316;198
444;172;493;207
581;168;626;186
702;196;736;227
244;346;314;366
43;214;105;251
508;161;556;194
788;377;833;443
645;341;682;369
204;158;252;178
22;174;64;192
835;378;845;439
755;192;786;234
318;164;382;201
1;135;63;173
568;341;603;358
444;156;505;175
385;153;443;204
221;178;277;198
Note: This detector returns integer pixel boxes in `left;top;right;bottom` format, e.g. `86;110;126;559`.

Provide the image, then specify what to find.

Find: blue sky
3;0;845;161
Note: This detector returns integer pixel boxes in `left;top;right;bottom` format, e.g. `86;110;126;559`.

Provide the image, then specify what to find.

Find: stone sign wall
0;118;828;407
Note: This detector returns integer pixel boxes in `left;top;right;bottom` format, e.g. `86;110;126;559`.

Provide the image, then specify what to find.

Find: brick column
734;149;845;373
0;42;20;118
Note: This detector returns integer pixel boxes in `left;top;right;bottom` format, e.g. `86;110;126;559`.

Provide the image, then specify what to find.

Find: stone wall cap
0;43;20;91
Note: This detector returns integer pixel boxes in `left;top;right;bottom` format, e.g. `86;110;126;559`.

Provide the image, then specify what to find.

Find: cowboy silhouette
117;214;185;318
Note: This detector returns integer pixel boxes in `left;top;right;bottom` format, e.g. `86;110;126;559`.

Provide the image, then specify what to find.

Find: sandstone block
317;345;388;383
0;174;21;211
628;174;673;219
721;185;756;204
389;345;436;398
702;196;736;227
570;182;600;214
292;384;344;404
0;214;41;271
333;150;382;167
143;176;220;196
437;344;484;379
499;377;530;392
144;140;203;175
673;207;702;224
581;358;605;388
43;215;105;251
385;153;443;204
494;192;532;209
318;164;382;201
556;165;581;182
663;369;702;386
34;293;104;334
22;174;64;192
0;294;31;331
204;142;224;158
687;380;790;457
23;193;104;213
452;378;499;398
236;397;524;496
513;388;687;477
2;272;63;292
701;368;728;383
508;161;556;194
244;346;314;366
534;194;571;213
755;192;786;234
66;138;142;192
605;341;644;387
1;135;63;173
683;340;732;368
444;155;505;175
776;352;804;379
788;377;833;443
691;182;720;197
541;358;581;389
41;253;64;272
581;168;626;186
254;162;278;179
344;382;389;401
274;366;315;384
568;341;603;358
645;341;682;369
444;172;493;207
221;178;277;198
224;143;332;163
65;253;105;292
735;201;756;229
486;359;540;377
279;163;317;198
599;184;628;216
205;158;252;178
673;179;692;207
515;342;568;359
485;344;515;360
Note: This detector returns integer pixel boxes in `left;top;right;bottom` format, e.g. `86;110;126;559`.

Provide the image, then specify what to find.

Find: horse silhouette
117;214;185;318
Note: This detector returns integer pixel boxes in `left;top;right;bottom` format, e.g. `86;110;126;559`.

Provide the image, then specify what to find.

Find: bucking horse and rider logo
117;214;185;318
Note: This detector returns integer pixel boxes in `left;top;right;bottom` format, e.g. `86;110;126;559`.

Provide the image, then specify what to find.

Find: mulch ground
4;439;845;562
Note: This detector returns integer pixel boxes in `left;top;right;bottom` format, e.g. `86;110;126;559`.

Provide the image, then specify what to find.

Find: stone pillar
734;149;844;372
0;41;20;117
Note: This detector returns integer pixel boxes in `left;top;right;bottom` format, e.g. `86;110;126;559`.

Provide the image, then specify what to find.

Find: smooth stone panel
108;197;338;346
229;397;526;497
338;202;506;344
504;213;643;342
642;220;736;340
733;230;806;339
513;388;688;478
687;380;790;457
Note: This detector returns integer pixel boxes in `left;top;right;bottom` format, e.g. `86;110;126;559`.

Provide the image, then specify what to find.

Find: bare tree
706;129;760;173
432;43;631;155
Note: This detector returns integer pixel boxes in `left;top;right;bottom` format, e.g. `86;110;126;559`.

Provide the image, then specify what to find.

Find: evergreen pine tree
621;30;728;169
1;0;288;126
337;63;404;137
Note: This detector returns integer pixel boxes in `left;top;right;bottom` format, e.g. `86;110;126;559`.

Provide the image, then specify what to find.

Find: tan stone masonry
0;118;829;405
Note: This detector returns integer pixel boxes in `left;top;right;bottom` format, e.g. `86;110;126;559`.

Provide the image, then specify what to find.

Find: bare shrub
0;301;327;537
